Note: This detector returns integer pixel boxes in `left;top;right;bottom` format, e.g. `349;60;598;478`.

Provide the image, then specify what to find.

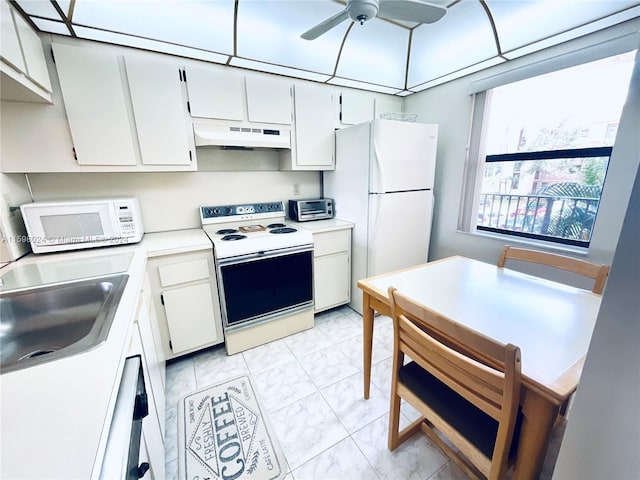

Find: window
465;51;635;248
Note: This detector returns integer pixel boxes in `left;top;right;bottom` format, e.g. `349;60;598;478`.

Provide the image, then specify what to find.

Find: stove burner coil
267;223;287;228
217;228;239;235
269;227;297;234
221;234;247;241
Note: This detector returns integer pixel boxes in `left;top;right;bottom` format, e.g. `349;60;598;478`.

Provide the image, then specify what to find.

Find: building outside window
468;51;635;248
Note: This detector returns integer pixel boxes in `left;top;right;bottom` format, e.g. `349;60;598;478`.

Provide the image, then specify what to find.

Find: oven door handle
218;244;313;266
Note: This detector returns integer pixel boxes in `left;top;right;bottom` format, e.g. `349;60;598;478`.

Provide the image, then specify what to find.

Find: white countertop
291;218;354;233
0;229;212;480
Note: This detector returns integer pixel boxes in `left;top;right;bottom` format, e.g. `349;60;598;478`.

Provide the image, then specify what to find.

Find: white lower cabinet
312;228;352;313
147;249;224;360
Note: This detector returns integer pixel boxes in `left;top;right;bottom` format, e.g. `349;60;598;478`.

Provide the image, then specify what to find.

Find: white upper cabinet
1;0;52;103
52;42;137;166
13;14;51;92
1;1;25;72
281;83;334;170
245;75;292;124
185;65;245;120
125;56;193;166
339;90;374;126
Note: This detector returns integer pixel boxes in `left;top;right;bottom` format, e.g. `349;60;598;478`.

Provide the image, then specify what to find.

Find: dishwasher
100;356;150;479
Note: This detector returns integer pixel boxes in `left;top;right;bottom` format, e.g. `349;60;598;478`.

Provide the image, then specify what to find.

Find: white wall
18;169;319;232
404;19;640;286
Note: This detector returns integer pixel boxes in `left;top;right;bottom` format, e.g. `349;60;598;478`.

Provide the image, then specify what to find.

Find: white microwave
20;197;144;254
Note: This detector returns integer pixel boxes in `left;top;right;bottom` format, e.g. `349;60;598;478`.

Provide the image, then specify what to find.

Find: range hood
193;122;291;149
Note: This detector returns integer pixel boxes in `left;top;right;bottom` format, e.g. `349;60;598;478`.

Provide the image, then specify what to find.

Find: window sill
455;229;590;256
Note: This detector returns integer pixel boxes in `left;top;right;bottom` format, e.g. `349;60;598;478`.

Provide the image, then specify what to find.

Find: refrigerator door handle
372;138;386;193
369;194;381;252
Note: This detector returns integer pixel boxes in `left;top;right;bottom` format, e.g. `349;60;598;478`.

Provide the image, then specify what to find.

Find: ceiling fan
301;0;447;40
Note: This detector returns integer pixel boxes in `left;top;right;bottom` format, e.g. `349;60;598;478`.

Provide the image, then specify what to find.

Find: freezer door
370;119;438;193
367;190;434;277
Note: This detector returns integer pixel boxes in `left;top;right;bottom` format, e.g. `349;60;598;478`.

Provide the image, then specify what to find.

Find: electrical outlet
293;183;300;196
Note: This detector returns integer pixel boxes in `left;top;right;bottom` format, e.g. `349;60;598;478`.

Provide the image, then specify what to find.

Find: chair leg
388;391;402;450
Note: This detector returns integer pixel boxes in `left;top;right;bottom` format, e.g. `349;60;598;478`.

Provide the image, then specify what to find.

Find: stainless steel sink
0;274;128;374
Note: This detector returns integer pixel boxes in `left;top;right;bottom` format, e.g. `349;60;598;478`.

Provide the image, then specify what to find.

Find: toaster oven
288;198;334;222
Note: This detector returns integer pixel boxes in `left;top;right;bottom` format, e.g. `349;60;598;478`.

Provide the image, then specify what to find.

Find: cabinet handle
160;294;164;305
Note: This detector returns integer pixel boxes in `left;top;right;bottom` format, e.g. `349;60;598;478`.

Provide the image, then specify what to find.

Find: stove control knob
212;208;220;215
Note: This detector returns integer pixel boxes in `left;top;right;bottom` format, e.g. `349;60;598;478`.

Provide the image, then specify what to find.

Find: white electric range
200;201;315;354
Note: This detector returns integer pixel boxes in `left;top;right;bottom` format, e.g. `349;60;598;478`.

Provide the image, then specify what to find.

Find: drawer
314;229;351;257
158;258;210;287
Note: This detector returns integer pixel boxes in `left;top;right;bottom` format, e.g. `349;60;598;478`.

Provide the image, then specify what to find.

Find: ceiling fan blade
301;9;350;40
378;0;446;24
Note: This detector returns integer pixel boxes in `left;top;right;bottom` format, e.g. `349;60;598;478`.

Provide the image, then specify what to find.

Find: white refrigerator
324;119;438;314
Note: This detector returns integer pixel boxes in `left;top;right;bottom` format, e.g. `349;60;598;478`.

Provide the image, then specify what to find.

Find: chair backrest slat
399;317;505;416
497;245;610;294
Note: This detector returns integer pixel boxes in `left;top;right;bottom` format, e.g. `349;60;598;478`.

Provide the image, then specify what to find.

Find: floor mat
178;375;288;480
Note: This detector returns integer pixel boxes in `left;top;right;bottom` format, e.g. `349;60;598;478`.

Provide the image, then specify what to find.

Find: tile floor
163;306;565;480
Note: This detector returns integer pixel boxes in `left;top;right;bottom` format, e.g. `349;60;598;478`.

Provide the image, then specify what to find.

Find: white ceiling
13;0;640;95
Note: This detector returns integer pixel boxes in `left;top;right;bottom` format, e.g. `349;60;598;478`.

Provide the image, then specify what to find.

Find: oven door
217;245;314;329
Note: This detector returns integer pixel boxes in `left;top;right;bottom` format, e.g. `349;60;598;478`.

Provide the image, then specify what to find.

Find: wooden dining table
357;255;602;480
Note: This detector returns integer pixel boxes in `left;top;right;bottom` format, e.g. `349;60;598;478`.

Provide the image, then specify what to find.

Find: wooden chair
497;245;610;294
387;286;522;480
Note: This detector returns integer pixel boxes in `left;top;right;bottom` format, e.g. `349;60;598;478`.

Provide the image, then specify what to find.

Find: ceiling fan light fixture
347;0;379;24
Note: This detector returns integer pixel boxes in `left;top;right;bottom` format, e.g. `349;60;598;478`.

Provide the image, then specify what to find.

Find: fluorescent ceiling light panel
72;27;229;64
229;57;332;82
407;0;498;86
503;5;640;60
31;18;71;36
488;0;640;53
72;0;235;54
56;0;71;17
410;56;505;92
327;77;400;95
236;0;349;74
335;17;409;89
15;0;61;19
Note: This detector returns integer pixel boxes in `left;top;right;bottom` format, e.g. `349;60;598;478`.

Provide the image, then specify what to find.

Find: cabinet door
314;253;350;312
293;83;334;167
1;1;24;72
246;75;292;124
162;282;219;354
14;14;51;91
186;65;245;120
52;42;137;165
125;56;192;166
340;90;374;125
